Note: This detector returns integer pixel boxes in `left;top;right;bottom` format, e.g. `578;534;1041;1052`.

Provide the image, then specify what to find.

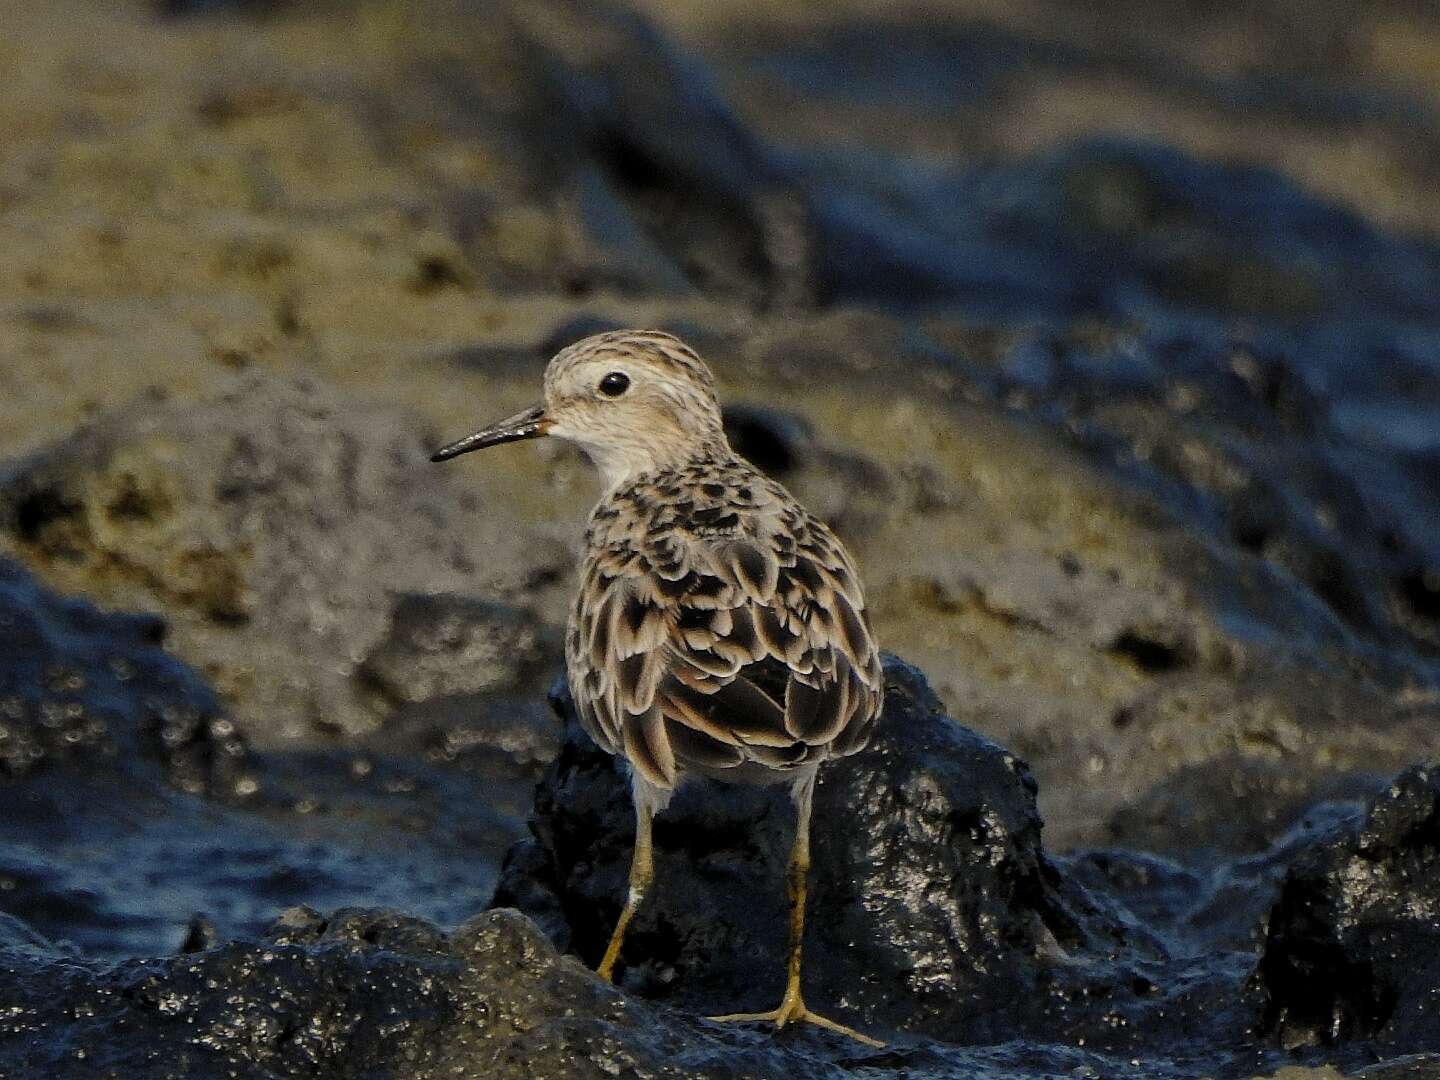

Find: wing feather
723;539;779;603
567;471;884;788
664;715;746;769
622;706;676;787
660;672;790;747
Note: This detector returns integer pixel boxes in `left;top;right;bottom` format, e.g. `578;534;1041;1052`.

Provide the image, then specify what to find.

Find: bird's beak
430;403;551;462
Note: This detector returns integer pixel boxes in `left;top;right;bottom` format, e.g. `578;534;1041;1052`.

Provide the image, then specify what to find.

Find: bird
431;329;884;1046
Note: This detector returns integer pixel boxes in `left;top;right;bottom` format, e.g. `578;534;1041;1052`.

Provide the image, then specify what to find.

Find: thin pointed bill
430;404;551;462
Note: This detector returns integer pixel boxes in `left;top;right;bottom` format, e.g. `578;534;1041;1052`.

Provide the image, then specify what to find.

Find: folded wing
567;516;883;790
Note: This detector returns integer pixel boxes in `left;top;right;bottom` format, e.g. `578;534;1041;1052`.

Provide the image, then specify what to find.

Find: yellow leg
597;793;654;982
708;778;883;1048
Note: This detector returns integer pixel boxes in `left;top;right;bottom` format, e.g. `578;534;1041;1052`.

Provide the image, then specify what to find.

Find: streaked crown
545;329;717;400
541;330;730;490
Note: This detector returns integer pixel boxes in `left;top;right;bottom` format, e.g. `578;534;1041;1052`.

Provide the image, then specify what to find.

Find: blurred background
2;0;1440;980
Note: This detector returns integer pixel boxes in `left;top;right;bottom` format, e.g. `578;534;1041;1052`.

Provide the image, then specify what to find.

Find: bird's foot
708;991;883;1048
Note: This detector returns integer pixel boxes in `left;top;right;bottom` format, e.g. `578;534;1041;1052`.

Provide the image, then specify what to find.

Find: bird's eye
598;371;630;397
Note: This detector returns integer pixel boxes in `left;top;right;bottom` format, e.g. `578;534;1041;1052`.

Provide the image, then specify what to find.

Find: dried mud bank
3;0;1440;1077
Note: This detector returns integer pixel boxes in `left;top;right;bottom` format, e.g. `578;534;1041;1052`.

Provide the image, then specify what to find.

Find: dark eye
598;371;630;397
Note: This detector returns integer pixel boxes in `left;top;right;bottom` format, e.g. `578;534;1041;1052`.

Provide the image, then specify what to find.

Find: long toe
707;1003;883;1048
794;1008;884;1048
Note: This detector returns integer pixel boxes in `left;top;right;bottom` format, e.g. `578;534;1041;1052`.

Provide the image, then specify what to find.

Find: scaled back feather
566;457;883;789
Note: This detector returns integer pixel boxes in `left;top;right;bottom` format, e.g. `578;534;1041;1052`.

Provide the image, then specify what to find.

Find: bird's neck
588;435;734;495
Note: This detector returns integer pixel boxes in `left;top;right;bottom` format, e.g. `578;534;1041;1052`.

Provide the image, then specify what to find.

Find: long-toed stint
432;330;884;1047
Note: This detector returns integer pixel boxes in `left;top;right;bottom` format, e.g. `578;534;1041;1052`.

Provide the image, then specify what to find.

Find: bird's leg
597;789;654;982
708;776;882;1048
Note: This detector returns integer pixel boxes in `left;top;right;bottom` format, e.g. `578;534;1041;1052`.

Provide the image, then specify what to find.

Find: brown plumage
567;454;882;790
431;329;884;1047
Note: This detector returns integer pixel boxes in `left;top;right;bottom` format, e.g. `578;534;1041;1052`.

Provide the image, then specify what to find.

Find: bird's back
565;455;883;790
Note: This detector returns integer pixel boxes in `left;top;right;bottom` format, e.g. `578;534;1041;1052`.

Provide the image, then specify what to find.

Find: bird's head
431;330;729;490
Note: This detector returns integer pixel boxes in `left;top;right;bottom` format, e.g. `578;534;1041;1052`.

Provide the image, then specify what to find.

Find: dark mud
3;0;1440;1077
0;556;539;960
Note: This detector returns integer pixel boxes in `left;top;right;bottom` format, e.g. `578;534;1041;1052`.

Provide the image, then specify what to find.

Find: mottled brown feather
565;455;883;789
622;706;676;787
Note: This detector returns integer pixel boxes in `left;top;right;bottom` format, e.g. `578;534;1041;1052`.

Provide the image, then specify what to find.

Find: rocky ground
2;0;1440;1077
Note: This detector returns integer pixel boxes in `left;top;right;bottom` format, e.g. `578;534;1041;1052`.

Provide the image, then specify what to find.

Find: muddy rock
353;592;565;811
0;557;531;958
358;593;557;709
1254;763;1440;1052
0;556;251;797
0;373;571;744
507;0;806;307
10;900;1215;1080
0;905;900;1080
904;307;1440;856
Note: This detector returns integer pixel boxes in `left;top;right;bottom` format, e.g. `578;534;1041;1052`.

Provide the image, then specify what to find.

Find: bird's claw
708;994;883;1048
